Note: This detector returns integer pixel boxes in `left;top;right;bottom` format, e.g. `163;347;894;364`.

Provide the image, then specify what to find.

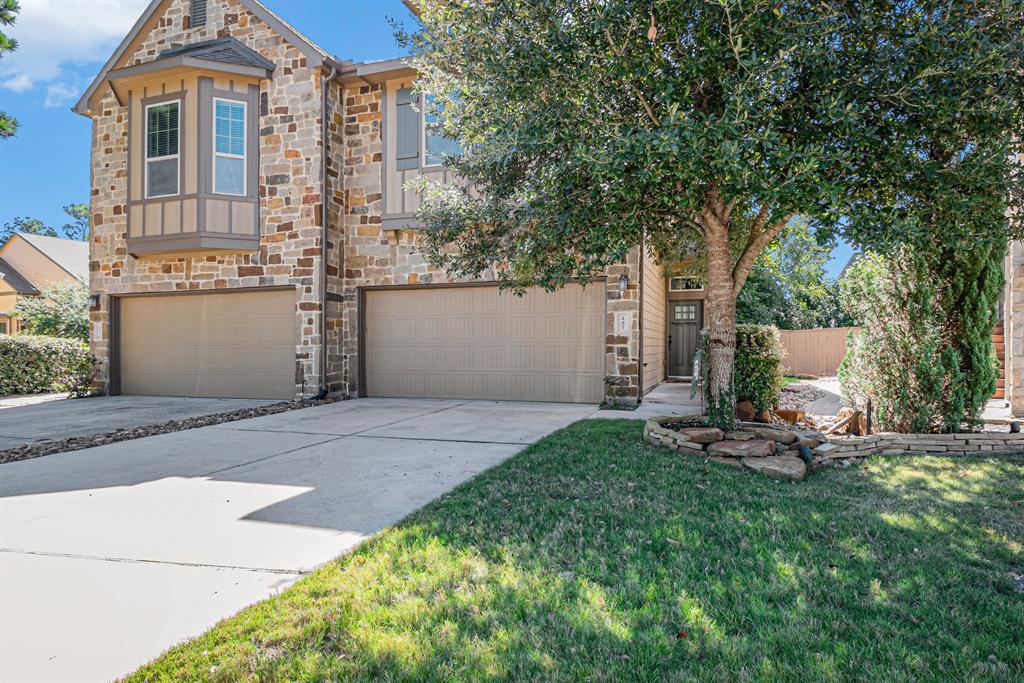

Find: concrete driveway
0;395;276;451
0;398;595;682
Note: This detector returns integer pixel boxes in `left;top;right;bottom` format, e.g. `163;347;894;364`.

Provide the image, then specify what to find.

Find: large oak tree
401;0;1023;427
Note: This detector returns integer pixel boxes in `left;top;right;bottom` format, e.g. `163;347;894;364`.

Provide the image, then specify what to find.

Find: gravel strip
0;398;338;465
778;383;826;411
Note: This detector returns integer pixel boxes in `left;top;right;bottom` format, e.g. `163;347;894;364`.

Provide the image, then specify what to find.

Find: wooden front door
668;300;702;377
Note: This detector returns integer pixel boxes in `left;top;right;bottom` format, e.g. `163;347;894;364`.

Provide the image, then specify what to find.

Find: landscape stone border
823;431;1024;457
0;398;336;466
643;414;818;481
645;414;1024;477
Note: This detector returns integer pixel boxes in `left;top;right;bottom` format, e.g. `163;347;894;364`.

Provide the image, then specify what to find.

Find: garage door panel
120;290;297;399
365;284;605;403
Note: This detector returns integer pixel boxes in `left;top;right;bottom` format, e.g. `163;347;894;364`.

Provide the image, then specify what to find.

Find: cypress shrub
839;247;1000;433
0;334;96;397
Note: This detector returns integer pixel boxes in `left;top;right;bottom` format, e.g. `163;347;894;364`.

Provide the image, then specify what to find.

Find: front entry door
668;301;702;377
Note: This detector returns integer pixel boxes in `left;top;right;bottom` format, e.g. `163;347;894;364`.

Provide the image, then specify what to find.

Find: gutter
317;64;340;400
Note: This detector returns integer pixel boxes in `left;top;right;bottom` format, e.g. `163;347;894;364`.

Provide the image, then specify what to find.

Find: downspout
316;64;339;400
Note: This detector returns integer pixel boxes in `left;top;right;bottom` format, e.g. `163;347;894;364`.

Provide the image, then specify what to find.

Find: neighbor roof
73;0;345;116
0;258;39;295
15;233;90;284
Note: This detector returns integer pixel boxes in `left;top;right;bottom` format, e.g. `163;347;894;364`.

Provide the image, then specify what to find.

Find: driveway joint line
0;547;308;575
199;435;346;477
354;433;533;446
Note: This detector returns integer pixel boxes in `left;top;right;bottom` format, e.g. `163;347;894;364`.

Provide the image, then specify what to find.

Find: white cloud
45;81;79;106
1;0;149;98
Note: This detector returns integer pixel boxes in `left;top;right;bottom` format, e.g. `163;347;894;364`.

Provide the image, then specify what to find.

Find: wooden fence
778;327;860;377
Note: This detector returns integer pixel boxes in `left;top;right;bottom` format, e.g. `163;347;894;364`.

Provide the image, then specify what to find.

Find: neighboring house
75;0;709;403
0;233;89;334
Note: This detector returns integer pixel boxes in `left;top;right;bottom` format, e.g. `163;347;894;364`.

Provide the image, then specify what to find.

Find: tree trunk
703;218;738;429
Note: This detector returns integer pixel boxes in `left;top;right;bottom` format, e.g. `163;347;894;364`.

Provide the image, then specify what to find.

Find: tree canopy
401;0;1024;426
0;0;20;140
1;204;90;243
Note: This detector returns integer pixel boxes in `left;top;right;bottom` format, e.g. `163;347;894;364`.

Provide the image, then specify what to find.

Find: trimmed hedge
0;334;95;397
701;324;785;414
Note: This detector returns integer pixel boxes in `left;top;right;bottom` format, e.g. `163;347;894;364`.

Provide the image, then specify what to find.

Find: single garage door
119;289;297;399
364;284;605;403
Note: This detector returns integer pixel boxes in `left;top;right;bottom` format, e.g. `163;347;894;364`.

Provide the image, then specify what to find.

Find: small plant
701;324;784;426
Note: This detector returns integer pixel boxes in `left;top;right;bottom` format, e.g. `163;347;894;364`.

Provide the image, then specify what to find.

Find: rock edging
0;398;337;466
644;415;812;481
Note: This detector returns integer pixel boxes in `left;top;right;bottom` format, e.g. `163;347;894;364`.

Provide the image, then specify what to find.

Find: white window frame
144;100;180;199
212;97;247;197
669;276;704;292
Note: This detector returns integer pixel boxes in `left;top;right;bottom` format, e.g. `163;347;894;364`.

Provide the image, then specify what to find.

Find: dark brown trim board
108;295;121;395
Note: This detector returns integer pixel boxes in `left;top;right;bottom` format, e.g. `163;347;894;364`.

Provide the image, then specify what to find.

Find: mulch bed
0;397;338;465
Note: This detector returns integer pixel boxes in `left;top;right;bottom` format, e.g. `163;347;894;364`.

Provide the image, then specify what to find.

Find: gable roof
73;0;344;116
0;258;39;295
13;233;90;284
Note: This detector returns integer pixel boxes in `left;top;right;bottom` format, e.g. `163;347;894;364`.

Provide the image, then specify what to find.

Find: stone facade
329;81;643;401
88;0;326;395
85;0;645;403
1004;241;1024;415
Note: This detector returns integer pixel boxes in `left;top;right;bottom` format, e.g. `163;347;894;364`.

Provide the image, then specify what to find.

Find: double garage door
364;284;606;403
119;290;297;400
117;284;606;403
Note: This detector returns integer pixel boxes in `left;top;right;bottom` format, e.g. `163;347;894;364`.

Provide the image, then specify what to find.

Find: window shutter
395;87;420;171
191;0;207;27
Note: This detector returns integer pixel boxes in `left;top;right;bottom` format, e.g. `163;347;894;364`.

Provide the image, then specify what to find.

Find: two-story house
75;0;708;404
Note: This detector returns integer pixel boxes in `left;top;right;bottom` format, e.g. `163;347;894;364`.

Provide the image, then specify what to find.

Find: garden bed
646;414;1024;476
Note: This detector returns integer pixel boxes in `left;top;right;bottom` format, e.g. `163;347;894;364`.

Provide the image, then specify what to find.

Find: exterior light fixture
88;294;101;308
618;274;629;292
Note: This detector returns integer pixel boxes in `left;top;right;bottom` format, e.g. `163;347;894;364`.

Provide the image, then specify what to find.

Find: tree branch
732;212;793;295
603;27;661;127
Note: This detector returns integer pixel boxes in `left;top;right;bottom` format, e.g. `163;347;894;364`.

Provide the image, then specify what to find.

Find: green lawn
130;420;1024;682
781;375;805;387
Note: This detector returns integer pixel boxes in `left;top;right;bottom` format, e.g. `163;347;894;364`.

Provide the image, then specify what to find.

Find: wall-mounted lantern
618;274;629;292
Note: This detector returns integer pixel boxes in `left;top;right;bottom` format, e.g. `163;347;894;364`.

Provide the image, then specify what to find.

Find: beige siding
0;237;76;290
779;327;859;377
120;290;298;399
364;284;606;403
641;253;666;393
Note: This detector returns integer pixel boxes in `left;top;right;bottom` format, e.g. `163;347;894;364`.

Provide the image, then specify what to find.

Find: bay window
145;101;179;198
213;98;246;196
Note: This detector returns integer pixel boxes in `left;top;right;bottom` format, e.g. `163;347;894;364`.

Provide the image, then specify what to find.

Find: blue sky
0;0;853;278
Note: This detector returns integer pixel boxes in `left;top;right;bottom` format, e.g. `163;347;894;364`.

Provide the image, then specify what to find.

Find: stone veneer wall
332;82;643;402
88;0;326;396
826;431;1024;457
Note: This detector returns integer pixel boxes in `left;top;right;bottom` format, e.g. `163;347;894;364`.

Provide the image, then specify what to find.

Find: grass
781;375;805;387
129;420;1024;682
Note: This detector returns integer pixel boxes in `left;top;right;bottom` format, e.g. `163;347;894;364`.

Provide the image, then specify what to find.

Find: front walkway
0;398;595;682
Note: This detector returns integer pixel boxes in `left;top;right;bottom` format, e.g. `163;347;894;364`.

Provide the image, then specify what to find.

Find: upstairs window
191;0;207;27
213;99;246;196
146;101;179;198
423;94;462;167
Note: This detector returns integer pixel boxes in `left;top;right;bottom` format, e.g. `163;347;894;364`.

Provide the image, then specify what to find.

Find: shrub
13;283;89;341
838;249;999;433
701;324;784;414
0;334;95;397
